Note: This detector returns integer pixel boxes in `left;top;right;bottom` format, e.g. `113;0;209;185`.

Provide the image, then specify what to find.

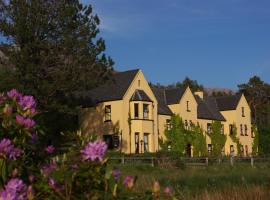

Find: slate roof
151;88;173;116
215;95;242;111
130;90;153;102
74;69;140;107
195;95;226;121
164;88;185;105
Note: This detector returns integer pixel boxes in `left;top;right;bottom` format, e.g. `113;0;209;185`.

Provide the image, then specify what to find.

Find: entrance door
186;144;192;157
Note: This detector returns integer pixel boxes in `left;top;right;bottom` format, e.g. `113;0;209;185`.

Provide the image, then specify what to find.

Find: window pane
134;103;139;118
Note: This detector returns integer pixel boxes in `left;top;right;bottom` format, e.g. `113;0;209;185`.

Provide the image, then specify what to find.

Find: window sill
104;120;112;122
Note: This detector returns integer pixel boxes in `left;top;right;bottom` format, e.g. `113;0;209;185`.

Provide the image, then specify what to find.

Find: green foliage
0;0;114;137
160;115;207;156
162;115;186;154
192;126;207;157
229;124;242;155
257;125;270;155
207;121;227;156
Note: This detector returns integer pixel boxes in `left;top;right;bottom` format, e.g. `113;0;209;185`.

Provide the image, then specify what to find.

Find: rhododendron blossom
7;89;22;100
0;138;22;160
16;115;36;129
80;140;107;162
18;95;36;111
45;145;55;154
0;178;27;200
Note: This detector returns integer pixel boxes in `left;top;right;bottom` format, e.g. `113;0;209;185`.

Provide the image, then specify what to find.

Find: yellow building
78;69;254;156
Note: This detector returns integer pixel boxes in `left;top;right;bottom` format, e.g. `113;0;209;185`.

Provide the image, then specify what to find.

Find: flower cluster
45;145;55;154
0;138;22;160
80;140;107;162
0;178;27;200
16;115;36;129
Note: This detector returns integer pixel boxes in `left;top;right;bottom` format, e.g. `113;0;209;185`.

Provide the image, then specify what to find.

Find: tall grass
112;164;270;199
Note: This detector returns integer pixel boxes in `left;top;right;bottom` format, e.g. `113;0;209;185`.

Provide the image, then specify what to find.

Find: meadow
110;162;270;199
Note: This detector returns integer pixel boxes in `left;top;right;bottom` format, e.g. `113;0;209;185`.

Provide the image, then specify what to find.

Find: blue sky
86;0;270;90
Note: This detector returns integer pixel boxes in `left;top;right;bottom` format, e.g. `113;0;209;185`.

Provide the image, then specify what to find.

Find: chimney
195;91;204;99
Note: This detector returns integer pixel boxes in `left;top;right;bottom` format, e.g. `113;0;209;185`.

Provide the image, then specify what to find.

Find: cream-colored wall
168;87;198;125
220;95;253;156
158;114;171;143
122;70;158;153
79;100;123;136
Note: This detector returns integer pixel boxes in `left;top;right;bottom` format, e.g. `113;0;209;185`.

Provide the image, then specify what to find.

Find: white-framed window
144;133;149;152
143;104;149;119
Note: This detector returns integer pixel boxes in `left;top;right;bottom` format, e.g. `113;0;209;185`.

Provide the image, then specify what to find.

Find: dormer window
143;104;149;119
105;105;111;121
241;107;245;117
186;101;191;112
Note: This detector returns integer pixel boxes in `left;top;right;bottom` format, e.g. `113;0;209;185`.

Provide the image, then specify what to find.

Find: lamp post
140;140;144;154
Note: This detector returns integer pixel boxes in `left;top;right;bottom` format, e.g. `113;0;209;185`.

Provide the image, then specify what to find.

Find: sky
84;0;270;90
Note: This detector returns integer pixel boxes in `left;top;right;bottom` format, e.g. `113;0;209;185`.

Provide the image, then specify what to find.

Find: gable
123;70;158;104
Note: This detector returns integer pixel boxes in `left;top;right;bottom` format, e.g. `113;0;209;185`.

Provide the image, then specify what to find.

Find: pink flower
7;89;22;100
164;186;173;195
18;95;36;111
0;138;22;160
45;145;55;154
123;176;134;189
0;178;27;200
16;115;35;129
80;140;107;162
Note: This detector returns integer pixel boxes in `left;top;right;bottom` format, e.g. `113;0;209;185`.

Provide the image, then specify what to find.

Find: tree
207;121;227;156
176;77;204;92
0;0;113;112
0;0;113;138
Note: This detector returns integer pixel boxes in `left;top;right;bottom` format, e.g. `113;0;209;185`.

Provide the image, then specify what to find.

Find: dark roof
74;69;140;106
195;95;226;121
151;88;173;116
165;88;185;105
215;95;242;111
130;90;152;102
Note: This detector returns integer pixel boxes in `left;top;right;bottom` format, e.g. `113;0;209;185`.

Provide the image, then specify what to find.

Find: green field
110;163;270;199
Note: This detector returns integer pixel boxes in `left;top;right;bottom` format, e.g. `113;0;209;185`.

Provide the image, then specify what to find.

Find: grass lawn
109;163;270;199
